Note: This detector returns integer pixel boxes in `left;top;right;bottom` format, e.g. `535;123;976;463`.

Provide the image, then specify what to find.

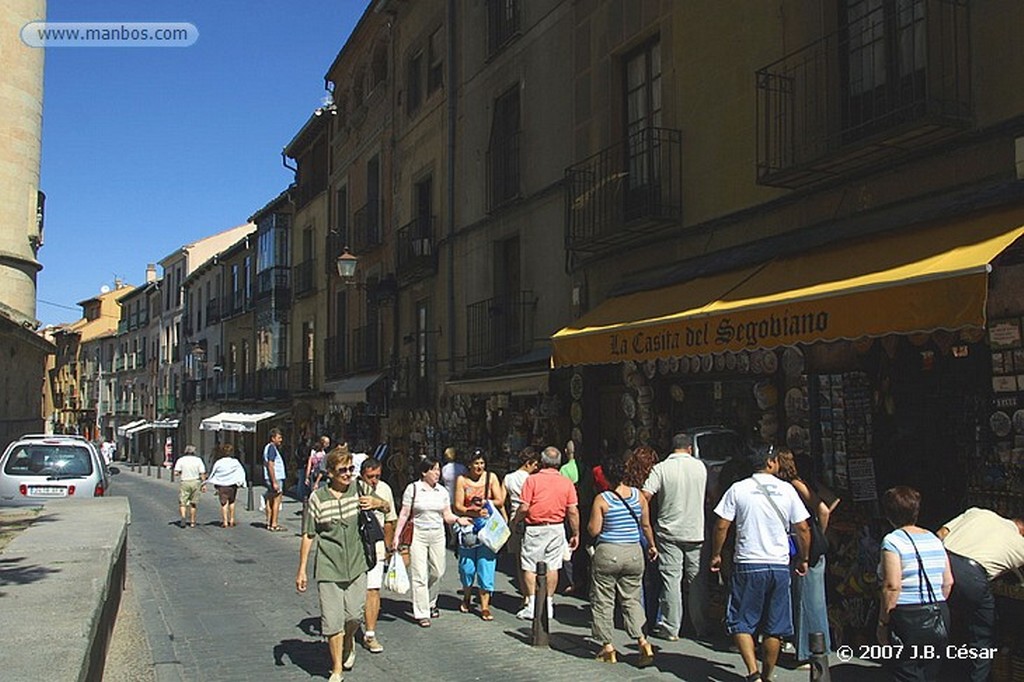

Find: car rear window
4;444;94;477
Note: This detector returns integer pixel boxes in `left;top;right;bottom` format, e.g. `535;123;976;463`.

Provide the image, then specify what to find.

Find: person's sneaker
328;672;343;682
515;606;534;620
781;641;797;655
342;638;356;670
653;625;679;641
364;635;384;654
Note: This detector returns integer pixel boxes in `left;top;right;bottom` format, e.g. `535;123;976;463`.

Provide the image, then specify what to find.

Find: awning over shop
116;419;146;437
199;411;277;433
152;418;179;429
325;373;385;405
445;370;550;396
552;207;1024;367
124;421;152;436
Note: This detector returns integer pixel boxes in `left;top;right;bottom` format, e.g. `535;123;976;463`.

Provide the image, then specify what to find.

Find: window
623;39;663;217
840;0;926;140
243;256;253;307
367;155;381;244
428;27;444;93
487;85;521;210
371;41;388;90
407;51;423;114
487;0;520;56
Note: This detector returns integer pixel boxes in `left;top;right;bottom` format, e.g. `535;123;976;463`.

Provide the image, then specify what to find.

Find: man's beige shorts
521;524;567;572
178;479;202;507
318;574;367;636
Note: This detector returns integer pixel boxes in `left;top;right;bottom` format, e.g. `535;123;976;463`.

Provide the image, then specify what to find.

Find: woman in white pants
393;458;470;627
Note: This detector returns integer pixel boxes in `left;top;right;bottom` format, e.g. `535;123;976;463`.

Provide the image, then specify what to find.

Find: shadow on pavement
0;556;60;595
273;638;328;678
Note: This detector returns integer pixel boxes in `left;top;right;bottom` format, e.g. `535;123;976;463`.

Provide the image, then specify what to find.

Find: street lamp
336;246;358;280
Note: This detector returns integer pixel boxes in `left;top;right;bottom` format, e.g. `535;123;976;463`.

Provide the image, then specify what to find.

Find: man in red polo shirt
512;445;580;621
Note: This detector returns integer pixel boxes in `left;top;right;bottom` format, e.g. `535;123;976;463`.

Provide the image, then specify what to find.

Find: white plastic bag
477;500;511;553
383;552;410;594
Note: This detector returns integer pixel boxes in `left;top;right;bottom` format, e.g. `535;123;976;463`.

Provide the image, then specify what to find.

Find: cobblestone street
108;467;884;681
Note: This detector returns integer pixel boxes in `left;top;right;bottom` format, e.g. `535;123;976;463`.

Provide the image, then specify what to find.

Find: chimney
114;278;123;289
146;263;157;283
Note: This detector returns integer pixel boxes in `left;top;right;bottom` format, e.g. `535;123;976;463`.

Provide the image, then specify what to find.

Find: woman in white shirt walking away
393;458;471;627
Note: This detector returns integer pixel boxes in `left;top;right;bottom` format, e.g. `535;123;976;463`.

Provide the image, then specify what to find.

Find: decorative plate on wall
570;372;584;400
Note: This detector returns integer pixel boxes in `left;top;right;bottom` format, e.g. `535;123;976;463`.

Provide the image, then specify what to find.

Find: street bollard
531;561;550;648
147;462;151;477
809;632;831;682
247;464;254;512
156;463;161;479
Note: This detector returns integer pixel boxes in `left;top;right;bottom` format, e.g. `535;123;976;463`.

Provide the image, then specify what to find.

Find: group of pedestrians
168;427;1024;682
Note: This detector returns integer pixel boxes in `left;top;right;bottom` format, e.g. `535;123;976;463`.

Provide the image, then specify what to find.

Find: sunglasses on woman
334;465;356;475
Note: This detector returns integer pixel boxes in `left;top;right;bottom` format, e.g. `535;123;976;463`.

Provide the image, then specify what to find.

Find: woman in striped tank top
587;453;659;666
878;485;952;681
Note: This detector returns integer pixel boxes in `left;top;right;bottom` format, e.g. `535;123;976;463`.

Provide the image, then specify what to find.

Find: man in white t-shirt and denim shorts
503;446;539;606
711;444;810;682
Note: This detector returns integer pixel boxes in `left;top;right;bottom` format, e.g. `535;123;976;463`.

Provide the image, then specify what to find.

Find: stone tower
0;0;46;326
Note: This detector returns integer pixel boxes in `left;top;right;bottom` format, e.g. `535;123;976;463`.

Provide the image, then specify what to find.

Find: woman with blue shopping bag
453;447;506;621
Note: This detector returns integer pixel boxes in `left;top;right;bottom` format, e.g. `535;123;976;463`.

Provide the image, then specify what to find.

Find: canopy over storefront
116;419;146;437
445;370;550;396
200;411;277;433
553;207;1024;367
324;373;386;405
124;421;152;436
152;418;179;429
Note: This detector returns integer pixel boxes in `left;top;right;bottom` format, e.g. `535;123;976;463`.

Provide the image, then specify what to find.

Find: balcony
255;367;289;399
256;267;291;309
352;203;382;253
325;335;347;379
350;325;380;373
396;216;438;285
756;0;970;188
206;298;221;324
290;360;316;392
156;394;177;414
293;258;316;297
466;290;537;368
565;127;683;256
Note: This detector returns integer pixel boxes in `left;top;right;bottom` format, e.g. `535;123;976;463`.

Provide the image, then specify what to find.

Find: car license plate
29;486;67;497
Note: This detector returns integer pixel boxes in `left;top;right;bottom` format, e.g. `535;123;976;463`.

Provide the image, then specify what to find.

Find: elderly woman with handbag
393;458;471;628
878;485;953;681
587;453;658;666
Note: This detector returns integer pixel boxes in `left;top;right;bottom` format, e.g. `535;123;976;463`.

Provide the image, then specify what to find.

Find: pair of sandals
268;525;286;532
418;607;443;627
220;521;237;528
458;601;493;621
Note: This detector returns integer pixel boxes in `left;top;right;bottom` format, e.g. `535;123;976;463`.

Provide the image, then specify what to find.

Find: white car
0;434;111;504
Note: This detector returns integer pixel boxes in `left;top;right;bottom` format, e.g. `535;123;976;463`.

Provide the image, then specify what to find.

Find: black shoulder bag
888;531;949;647
357;480;386;569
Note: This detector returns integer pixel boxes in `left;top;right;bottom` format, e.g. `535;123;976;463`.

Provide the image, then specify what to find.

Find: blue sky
37;1;364;325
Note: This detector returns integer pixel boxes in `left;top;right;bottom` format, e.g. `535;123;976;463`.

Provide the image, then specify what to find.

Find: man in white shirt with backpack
711;444;810;682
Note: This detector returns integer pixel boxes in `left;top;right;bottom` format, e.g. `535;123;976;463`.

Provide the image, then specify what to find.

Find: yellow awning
552;207;1024;367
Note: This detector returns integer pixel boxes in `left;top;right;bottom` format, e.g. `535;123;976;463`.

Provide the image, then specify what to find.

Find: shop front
553;206;1024;655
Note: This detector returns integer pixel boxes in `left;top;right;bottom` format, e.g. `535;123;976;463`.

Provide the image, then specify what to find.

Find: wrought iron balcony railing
325;334;348;379
565;126;683;255
466;290;536;368
396;216;438;284
293;259;316;297
205;298;221;324
255;367;289;399
290;360;316;392
351;324;380;373
352;203;382;253
756;0;970;188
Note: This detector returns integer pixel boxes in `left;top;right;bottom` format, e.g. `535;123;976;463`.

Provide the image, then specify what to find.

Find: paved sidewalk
112;467;884;681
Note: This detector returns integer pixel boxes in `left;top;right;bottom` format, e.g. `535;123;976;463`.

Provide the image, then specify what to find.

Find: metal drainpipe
446;0;457;376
